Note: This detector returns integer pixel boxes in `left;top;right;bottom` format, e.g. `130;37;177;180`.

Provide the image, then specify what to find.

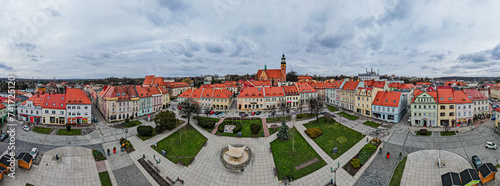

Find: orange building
17;152;33;170
478;163;498;184
256;54;287;86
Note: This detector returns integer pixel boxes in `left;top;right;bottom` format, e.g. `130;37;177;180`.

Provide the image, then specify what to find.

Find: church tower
281;54;286;81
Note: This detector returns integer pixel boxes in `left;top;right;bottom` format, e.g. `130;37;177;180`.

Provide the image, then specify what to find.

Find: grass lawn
296;113;318;120
99;171;112;186
416;131;432;136
338;112;359;120
440;131;456;136
266;115;291;123
152;124;207;166
57;129;82;135
327;105;339;112
92;149;107;161
304;117;363;160
123;120;142;128
363;121;381;128
215;119;264;137
269;127;280;135
193;116;220;132
389;156;407;186
270;128;326;180
137;129;158;141
32;127;52;134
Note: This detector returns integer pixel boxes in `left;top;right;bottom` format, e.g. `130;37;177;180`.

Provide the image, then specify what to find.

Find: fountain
220;144;252;171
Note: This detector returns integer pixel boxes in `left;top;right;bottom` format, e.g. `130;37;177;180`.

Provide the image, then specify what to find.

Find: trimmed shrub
125;118;130;123
419;129;427;135
137;126;153;136
66;125;71;131
305;127;323;139
130;115;134;120
351;158;361;169
155;125;163;133
250;123;261;135
362;143;377;152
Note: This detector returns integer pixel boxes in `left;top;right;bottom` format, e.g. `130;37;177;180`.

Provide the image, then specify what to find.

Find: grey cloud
236;60;255;66
365;34;383;51
31;58;38;62
490;44;500;60
408;60;415;64
157;0;188;13
76;52;113;61
15;43;37;52
0;62;13;70
205;43;225;54
45;8;60;17
378;0;411;25
458;51;488;62
420;64;439;71
165;39;201;58
233;24;268;36
229;37;256;57
450;62;489;70
426;53;446;62
306;32;352;53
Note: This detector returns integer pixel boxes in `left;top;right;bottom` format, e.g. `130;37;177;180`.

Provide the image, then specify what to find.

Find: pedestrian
366;138;368;142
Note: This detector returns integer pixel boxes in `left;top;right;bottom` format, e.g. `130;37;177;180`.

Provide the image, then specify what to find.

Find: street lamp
153;154;161;169
330;162;340;186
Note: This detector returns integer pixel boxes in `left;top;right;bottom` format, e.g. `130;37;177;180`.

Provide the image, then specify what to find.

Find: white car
22;125;30;132
486;142;497;150
218;114;224;118
408;117;411;122
30;148;39;159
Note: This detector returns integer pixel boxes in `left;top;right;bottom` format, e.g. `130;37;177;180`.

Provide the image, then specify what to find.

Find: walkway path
210;118;225;135
262;118;270;137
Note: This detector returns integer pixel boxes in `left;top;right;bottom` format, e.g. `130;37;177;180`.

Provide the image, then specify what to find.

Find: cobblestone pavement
1;146;101;186
401;150;472;186
114;164;152;186
355;142;422;186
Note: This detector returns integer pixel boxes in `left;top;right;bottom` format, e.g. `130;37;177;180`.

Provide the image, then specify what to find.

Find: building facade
411;91;438;127
358;68;380;81
464;89;489;117
372;91;408;123
18;93;46;124
340;81;362;111
41;94;66;125
65;88;92;124
256;54;287;86
437;89;456;127
354;87;377;117
296;82;318;105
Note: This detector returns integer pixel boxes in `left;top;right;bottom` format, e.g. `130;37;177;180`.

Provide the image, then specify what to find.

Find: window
52;111;55;114
45;110;48;114
449;112;454;116
450;105;454;109
440;112;445;116
440;106;445;109
60;111;64;115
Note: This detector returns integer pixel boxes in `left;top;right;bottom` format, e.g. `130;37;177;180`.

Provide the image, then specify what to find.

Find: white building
358;68;380;81
65;88;92;124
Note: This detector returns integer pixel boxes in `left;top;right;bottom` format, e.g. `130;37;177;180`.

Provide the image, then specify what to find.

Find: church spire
264;64;267;70
281;53;286;64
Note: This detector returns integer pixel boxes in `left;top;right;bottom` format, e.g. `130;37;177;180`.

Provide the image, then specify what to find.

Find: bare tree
279;100;288;117
290;127;296;152
180;98;201;125
203;106;212;118
298;100;304;115
270;105;277;118
310;98;324;122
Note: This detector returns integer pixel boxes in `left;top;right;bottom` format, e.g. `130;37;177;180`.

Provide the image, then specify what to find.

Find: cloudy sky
1;0;500;79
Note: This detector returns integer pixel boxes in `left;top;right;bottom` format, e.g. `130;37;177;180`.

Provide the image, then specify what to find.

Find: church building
256;54;287;86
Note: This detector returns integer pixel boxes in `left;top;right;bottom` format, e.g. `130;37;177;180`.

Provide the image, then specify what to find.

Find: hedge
137;126;153;136
250;123;261;135
305;127;323;139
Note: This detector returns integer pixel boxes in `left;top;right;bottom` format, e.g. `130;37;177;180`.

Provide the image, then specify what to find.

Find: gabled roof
441;172;461;186
412;90;438;103
364;80;385;89
0;155;12;167
372;91;401;107
42;93;66;109
341;81;360;91
152;77;166;86
135;86;152;98
310;82;331;89
464;89;488;101
17;152;33;163
355;87;373;96
256;69;282;79
459;169;480;185
148;86;161;95
283;85;299;96
264;87;285;97
238;87;264;98
66;88;91;104
437;89;455;104
143;75;155;86
165;82;190;88
478;163;498;178
211;89;233;99
495;107;500;113
454;90;472;104
416;82;431;86
296;82;317;93
19;93;47;106
178;89;195;98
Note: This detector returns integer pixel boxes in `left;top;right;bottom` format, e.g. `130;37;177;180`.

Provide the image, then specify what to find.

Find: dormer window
53;103;55;106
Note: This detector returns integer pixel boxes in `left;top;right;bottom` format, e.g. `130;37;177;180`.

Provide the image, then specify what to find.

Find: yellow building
437;89;456;126
354;87;378;117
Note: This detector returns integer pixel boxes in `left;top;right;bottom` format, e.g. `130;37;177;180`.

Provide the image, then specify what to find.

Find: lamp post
153;154;161;169
330;162;340;186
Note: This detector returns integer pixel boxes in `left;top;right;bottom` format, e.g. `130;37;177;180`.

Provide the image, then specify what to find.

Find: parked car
251;112;255;116
22;125;30;132
471;155;482;169
218;114;224;118
408;117;411;122
256;111;261;115
486;142;497;150
30;148;39;160
0;133;8;141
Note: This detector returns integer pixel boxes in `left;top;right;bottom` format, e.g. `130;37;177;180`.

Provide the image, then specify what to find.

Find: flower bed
120;138;135;153
343;139;381;176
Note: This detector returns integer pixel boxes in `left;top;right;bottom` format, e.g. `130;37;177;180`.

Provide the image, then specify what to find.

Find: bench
147;159;153;166
273;167;277;177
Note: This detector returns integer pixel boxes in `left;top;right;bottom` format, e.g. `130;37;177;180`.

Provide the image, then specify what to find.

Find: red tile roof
143;75;155;86
416;82;431;86
296;82;317;93
495;107;500;113
135;86;152;98
211;89;233;99
444;80;466;86
178;89;195;98
373;91;401;107
248;80;272;87
310;82;332;89
42;94;66;109
283;86;299;96
364;80;385;88
20;93;47;106
264;87;285;97
437;89;455;104
65;88;91;104
412;90;437;103
464;89;488;101
238;87;264;98
256;69;282;79
454;90;472;104
165;82;190;88
341;81;360;91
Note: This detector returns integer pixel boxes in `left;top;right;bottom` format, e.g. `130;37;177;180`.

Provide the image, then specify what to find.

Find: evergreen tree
277;117;289;140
